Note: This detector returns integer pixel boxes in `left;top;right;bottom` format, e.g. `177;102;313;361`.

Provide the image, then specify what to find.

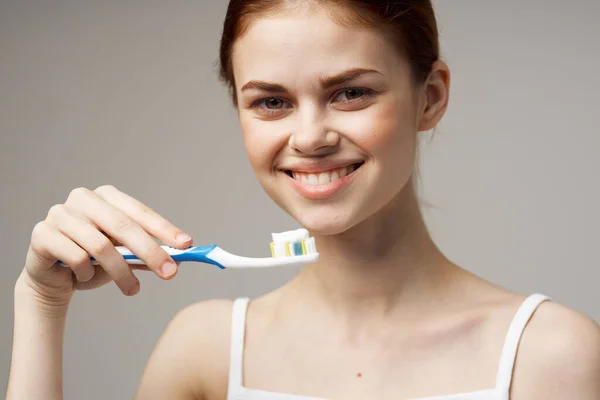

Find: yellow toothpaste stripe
272;239;313;257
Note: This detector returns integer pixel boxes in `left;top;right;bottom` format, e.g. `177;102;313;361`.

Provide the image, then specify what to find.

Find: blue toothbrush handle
118;244;225;268
58;245;225;269
164;245;224;268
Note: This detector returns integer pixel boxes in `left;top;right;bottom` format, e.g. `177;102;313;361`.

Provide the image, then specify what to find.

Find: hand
18;185;193;308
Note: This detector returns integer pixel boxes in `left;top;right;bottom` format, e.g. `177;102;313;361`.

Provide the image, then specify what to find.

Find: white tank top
227;293;550;400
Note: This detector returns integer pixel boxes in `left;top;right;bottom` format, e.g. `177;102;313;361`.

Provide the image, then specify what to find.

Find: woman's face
232;7;437;235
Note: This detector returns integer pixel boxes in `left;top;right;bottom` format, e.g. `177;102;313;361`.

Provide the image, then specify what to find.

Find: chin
288;205;363;236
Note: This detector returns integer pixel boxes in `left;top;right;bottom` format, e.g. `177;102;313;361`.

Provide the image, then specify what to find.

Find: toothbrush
60;228;318;269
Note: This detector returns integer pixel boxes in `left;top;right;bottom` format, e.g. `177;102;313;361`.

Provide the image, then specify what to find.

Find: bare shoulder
521;300;600;368
511;299;600;399
135;298;235;400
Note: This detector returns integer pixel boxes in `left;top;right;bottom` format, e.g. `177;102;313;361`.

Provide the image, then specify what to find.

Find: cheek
335;95;417;161
240;115;286;173
239;114;293;213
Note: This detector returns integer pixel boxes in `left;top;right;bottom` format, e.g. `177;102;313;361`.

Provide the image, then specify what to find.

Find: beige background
1;1;599;398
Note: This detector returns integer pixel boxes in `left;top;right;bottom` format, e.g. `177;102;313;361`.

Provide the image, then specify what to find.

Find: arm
512;301;600;399
135;299;233;400
6;185;195;400
6;275;71;400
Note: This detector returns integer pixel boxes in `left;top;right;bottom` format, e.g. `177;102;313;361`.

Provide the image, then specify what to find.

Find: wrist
14;272;72;319
9;273;68;400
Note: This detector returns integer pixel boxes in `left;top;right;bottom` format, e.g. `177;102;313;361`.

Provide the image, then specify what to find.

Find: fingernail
177;233;192;243
128;280;140;296
160;261;177;277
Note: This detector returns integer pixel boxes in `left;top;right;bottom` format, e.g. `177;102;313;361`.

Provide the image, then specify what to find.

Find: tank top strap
228;297;250;396
495;293;551;392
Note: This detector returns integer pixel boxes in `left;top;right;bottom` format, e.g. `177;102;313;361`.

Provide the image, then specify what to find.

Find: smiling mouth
283;162;364;185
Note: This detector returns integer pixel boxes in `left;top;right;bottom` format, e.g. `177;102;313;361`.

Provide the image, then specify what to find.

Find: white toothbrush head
203;228;319;268
270;228;317;258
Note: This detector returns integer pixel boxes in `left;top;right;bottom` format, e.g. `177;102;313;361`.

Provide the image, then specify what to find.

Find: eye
264;98;285;109
332;88;374;104
251;97;292;116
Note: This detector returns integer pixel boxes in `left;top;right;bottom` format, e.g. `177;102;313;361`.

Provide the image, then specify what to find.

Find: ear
418;60;450;132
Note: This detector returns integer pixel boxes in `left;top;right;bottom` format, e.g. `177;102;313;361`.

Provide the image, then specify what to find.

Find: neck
293;182;456;322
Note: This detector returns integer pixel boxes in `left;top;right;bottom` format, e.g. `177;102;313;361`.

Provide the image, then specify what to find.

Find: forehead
231;8;407;87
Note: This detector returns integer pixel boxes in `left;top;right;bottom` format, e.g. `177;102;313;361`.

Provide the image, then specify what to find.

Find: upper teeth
291;165;357;185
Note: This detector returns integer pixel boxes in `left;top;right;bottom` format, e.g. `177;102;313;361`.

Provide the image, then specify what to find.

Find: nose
288;107;340;155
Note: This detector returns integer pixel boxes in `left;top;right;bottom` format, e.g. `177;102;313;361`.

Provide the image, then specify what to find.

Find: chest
238;320;504;400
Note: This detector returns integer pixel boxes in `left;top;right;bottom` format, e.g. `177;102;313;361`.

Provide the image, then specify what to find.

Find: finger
75;265;140;296
66;187;178;280
127;263;178;271
29;221;94;283
76;264;156;291
46;203;139;294
99;232;122;246
74;265;111;291
94;185;193;249
131;264;152;271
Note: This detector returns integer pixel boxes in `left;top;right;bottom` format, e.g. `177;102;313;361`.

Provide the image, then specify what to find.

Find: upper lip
278;159;365;174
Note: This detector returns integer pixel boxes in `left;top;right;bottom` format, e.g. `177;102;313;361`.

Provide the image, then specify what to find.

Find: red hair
218;0;440;104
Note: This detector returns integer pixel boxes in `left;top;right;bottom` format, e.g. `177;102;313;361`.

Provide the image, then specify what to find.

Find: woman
7;1;600;399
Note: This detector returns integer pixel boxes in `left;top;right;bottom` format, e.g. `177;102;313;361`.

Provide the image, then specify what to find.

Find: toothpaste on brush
270;228;317;258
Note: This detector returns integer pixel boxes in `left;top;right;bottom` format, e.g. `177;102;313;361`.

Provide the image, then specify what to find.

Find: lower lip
285;167;361;200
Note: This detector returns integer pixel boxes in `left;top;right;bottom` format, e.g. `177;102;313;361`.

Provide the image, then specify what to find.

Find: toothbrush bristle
269;229;317;258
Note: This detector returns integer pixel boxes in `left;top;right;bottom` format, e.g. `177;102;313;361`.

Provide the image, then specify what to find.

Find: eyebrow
240;68;382;93
320;68;382;89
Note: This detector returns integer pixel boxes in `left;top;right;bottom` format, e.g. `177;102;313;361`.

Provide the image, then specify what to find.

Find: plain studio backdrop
1;0;599;398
